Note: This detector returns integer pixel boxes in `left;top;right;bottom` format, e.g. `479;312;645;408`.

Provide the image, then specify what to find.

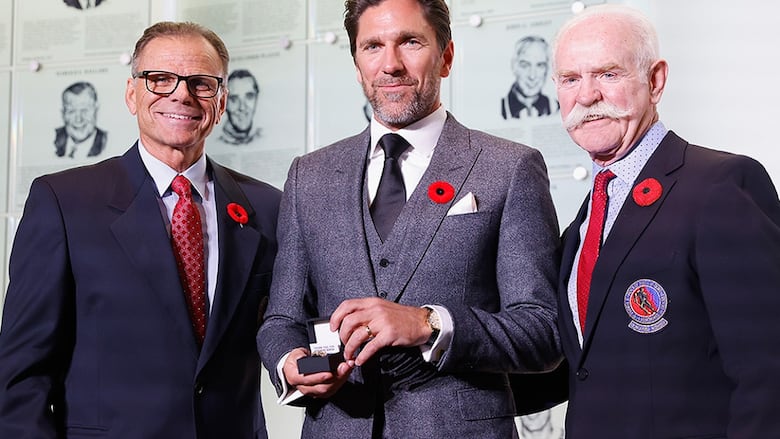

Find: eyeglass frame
132;70;225;98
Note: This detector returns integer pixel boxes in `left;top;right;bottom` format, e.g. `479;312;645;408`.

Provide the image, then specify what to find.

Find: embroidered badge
624;279;668;334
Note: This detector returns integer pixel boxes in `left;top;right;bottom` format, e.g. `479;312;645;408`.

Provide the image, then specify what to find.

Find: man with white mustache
551;4;780;438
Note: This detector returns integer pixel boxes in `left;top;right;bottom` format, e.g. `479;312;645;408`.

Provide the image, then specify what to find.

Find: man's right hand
282;347;354;399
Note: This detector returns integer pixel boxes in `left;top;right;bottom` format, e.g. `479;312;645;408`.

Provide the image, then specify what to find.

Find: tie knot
172;175;193;199
379;133;410;161
594;169;616;191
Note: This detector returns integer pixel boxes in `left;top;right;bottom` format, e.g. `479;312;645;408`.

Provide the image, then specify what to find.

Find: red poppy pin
227;203;249;227
632;178;663;207
428;181;455;204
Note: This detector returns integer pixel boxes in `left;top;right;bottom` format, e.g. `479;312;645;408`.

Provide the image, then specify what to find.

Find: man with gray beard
257;0;562;437
552;5;780;438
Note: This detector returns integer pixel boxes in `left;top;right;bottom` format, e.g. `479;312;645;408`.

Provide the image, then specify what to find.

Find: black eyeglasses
133;70;223;98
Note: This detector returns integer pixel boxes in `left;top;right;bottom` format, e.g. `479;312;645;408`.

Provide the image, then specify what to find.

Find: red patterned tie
576;170;616;333
171;175;207;345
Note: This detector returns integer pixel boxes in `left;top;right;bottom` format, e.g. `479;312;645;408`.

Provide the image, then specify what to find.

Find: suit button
379;258;390;267
576;368;589;381
378;291;387;298
195;383;205;395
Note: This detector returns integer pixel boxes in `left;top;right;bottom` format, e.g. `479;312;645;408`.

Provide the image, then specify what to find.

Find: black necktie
370;133;410;241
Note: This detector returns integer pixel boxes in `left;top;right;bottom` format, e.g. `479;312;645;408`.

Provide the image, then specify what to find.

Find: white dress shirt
138;141;219;312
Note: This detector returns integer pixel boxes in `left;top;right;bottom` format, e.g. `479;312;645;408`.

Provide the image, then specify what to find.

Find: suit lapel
334;129;383;296
386;115;482;302
109;145;200;357
580;133;686;355
559;198;589;359
197;160;263;368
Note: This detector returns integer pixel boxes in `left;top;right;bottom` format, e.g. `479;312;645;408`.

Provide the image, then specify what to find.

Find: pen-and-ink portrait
501;35;558;120
62;0;103;10
54;81;107;159
219;69;262;145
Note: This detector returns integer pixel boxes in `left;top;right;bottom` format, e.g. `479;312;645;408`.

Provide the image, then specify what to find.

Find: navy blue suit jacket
559;131;780;438
0;144;280;438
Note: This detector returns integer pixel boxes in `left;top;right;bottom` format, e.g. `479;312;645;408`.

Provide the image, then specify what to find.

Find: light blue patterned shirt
567;121;669;345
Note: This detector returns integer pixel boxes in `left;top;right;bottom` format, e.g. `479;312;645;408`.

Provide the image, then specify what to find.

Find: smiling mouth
160;112;201;121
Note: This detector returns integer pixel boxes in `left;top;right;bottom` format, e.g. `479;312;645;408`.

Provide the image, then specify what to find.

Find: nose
381;45;405;75
576;76;602;106
169;77;194;101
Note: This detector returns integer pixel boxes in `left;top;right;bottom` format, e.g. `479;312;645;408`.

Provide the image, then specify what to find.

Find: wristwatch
424;306;441;346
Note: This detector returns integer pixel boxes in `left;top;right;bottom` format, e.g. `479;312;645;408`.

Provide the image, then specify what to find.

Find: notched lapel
199;162;263;366
387;117;481;302
581;134;685;352
329;130;379;294
110;147;200;356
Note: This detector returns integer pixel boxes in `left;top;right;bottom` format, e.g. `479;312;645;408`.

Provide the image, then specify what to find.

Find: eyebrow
359;30;428;48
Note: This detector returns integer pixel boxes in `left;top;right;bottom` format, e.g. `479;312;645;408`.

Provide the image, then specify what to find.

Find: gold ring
365;325;373;338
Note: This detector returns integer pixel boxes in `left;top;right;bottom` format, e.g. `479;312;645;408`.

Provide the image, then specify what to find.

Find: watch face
427;309;442;331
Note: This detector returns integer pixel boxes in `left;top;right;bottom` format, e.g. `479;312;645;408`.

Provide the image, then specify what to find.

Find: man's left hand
330;297;432;366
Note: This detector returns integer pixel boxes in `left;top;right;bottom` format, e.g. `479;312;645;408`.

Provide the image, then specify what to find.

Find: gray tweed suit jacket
258;113;561;438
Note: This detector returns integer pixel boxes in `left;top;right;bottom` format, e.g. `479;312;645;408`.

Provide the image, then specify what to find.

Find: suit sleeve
695;156;780;435
438;147;563;373
257;157;314;396
0;178;74;438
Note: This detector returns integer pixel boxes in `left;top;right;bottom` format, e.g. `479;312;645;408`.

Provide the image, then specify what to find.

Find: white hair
551;4;660;80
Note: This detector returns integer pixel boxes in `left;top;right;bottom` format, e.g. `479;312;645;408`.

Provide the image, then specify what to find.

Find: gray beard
367;83;439;128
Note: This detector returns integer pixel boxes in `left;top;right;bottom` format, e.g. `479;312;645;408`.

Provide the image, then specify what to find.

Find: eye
557;76;579;88
362;42;380;52
189;77;215;91
599;71;619;81
148;73;175;86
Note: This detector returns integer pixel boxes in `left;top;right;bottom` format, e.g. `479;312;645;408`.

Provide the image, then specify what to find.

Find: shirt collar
593;121;668;186
369;105;447;159
138;141;210;198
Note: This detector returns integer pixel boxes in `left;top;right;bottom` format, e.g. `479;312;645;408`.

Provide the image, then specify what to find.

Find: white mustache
564;102;631;131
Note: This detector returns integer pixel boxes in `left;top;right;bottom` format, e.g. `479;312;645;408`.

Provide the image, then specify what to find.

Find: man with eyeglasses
0;21;280;439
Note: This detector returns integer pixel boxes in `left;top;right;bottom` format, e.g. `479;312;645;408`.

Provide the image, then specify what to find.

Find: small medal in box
297;318;344;375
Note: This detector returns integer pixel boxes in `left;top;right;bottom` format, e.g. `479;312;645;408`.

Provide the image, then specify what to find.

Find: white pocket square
446;192;478;216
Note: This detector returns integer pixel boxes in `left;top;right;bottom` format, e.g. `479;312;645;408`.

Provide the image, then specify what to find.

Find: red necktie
171;175;207;345
576;170;616;333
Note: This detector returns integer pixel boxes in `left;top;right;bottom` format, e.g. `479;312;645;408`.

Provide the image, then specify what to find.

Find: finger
354;335;383;366
337;310;372;347
342;324;373;360
286;366;335;387
330;298;365;331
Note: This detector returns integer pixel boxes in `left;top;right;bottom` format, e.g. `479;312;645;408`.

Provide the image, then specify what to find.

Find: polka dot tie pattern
171;175;207;346
576;169;616;333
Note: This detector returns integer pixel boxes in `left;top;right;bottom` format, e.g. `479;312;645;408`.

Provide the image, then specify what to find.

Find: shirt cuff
419;304;453;363
276;351;305;405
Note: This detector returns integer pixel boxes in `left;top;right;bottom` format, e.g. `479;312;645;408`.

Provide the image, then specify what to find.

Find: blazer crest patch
624;279;668;334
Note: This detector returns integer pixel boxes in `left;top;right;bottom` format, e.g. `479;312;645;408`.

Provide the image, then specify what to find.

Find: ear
215;88;227;125
356;62;364;86
439;40;454;78
125;77;137;115
648;59;668;105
